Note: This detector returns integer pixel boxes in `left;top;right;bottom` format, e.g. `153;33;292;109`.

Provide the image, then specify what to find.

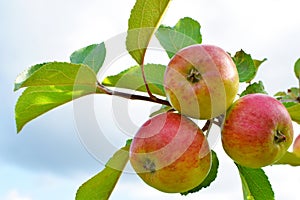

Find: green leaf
274;91;287;97
239;170;254;200
14;62;97;91
236;164;274;200
294;58;300;79
102;64;166;96
286;87;300;99
126;0;171;64
181;150;219;195
240;81;268;97
15;85;96;132
274;151;300;166
286;103;300;124
14;63;48;91
282;101;297;108
149;105;173;117
14;62;98;132
70;43;106;74
76;143;130;200
253;58;267;70
156;17;202;58
274;87;299;104
232;50;261;83
289;87;300;98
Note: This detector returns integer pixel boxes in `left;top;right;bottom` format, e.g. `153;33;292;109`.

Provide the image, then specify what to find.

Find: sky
1;0;300;199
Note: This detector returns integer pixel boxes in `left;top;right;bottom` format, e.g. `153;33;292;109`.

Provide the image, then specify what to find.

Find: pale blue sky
1;0;300;199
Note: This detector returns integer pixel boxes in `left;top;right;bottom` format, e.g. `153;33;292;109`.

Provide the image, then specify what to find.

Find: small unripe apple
164;44;239;120
129;112;211;193
221;94;294;168
293;134;300;157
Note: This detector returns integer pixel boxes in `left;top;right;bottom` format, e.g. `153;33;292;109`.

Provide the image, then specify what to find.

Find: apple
293;134;300;157
221;93;294;168
163;44;239;120
129;112;211;193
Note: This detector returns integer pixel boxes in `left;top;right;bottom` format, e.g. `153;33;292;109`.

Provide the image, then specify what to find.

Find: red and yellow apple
163;44;239;120
293;134;300;157
129;112;211;193
221;93;294;168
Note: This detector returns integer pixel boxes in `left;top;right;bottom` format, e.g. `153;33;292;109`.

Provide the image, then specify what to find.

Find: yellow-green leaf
14;62;98;132
286;103;300;124
274;151;300;166
126;0;171;64
253;58;267;70
15;85;96;132
76;143;130;200
14;62;97;91
149;105;173;117
102;64;166;96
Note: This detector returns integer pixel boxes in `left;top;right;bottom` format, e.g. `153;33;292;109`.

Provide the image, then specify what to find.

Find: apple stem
202;115;224;135
187;68;201;83
274;130;286;144
140;62;171;105
140;63;158;100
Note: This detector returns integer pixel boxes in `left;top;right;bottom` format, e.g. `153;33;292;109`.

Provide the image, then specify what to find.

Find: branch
96;82;171;106
213;114;225;127
202;120;212;132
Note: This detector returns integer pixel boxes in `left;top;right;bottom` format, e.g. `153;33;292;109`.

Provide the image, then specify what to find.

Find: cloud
0;102;103;176
3;190;32;200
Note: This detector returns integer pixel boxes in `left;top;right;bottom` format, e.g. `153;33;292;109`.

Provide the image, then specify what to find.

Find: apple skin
293;134;300;157
129;112;211;193
164;44;239;120
221;94;294;168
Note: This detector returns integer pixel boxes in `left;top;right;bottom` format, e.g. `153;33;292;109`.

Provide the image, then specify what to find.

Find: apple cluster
129;44;294;193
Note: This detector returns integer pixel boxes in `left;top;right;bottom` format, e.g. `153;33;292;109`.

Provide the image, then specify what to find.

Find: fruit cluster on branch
128;44;294;193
